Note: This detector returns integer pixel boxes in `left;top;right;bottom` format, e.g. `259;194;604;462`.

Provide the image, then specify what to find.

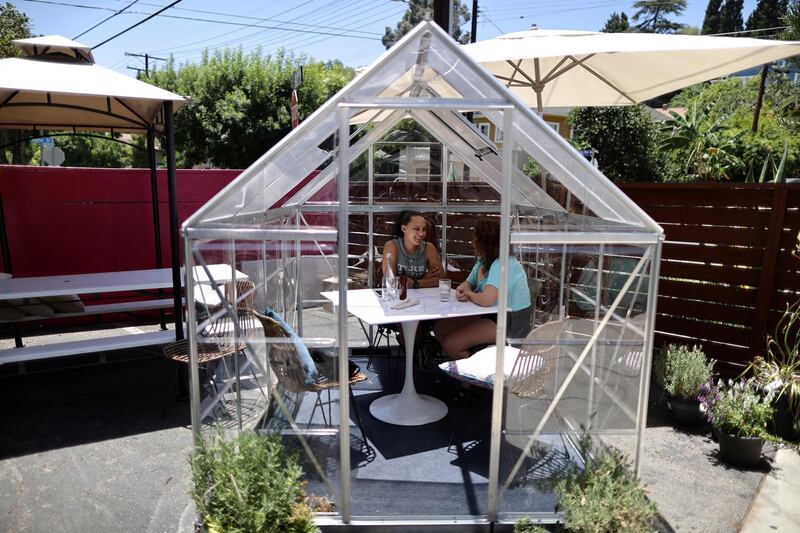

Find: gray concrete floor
0;319;789;532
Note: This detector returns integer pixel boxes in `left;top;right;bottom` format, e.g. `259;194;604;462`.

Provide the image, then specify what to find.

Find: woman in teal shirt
434;219;532;360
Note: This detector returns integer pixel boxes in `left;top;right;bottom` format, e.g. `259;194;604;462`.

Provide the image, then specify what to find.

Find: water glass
438;279;452;302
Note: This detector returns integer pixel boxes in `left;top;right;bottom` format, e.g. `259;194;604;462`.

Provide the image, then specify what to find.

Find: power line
92;0;183;49
73;0;141;40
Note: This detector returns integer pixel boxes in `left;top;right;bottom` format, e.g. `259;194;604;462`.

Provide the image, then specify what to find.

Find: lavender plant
700;378;775;438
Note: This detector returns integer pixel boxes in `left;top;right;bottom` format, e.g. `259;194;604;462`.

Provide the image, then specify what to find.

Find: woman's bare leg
439;317;498;360
433;316;475;341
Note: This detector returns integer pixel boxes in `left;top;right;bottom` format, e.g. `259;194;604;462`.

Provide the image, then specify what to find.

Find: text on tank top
393;237;427;279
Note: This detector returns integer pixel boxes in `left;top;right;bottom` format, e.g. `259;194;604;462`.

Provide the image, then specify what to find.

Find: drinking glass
438;279;452;302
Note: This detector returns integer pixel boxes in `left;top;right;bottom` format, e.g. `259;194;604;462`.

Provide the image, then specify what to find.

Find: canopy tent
463;28;800;111
182;21;663;527
0;35;189;338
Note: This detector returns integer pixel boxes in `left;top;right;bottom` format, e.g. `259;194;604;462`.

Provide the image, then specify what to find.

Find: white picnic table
0;265;248;364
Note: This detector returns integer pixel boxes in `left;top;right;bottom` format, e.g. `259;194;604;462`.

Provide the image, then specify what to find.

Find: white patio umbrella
463;29;800;111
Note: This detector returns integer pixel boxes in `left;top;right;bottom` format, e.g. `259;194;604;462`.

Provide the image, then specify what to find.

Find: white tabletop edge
320;288;496;326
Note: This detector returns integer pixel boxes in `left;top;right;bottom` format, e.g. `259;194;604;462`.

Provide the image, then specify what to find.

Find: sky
13;0;761;75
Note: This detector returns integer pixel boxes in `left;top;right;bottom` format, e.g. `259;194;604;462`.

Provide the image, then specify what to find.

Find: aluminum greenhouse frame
182;21;663;528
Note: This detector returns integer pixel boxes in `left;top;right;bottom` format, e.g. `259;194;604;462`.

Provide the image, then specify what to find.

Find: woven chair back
507;318;567;398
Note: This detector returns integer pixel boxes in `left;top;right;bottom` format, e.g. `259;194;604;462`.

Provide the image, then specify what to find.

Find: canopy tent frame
0;35;188;340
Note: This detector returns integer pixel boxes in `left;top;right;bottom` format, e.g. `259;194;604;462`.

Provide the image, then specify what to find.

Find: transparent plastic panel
188;212;349;518
371;119;443;205
498;240;652;514
190;109;339;227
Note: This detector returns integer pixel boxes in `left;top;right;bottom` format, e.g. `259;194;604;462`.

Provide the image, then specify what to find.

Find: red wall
0;166;240;277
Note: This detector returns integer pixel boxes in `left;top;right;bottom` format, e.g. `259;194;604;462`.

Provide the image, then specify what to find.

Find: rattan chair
251;310;370;443
438;318;568;453
161;280;257;419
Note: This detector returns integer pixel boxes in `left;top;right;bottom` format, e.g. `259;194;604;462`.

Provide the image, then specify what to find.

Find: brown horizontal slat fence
621;183;800;370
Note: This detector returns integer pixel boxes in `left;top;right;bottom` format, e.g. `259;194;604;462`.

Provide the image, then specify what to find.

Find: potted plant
700;378;775;468
746;299;800;441
190;429;320;533
659;344;714;426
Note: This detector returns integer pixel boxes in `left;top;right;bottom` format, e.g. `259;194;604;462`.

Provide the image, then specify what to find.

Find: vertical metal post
441;148;449;269
336;105;352;522
164;101;184;340
147;127;166;330
587;245;604;426
295;210;304;334
487;107;513;522
0;193;22;347
185;234;201;444
367;145;375;345
634;238;663;476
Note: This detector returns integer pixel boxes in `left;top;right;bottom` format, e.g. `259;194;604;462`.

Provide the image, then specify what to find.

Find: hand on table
455;284;471;302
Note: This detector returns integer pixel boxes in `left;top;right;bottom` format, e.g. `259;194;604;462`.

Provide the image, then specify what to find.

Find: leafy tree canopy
147;48;354;169
666;75;800;181
783;0;800;39
0;2;30;58
703;0;724;34
382;0;471;49
568;106;663;182
55;134;131;168
719;0;745;34
0;3;32;164
632;0;687;33
601;12;630;33
746;0;789;35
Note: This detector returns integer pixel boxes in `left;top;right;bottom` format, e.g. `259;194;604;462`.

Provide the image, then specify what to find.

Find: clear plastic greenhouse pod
182;21;662;529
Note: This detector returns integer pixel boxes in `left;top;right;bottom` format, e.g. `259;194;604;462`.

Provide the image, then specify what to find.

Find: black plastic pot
769;395;800;442
666;394;705;427
717;431;763;468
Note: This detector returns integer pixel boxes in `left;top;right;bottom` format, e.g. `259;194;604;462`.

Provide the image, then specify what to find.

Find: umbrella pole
164;101;184;341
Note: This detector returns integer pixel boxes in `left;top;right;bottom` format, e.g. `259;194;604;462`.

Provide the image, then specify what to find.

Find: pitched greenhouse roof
184;21;660;233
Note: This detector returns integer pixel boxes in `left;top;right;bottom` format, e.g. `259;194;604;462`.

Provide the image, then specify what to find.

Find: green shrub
556;442;657;533
662;344;714;399
514;517;551;532
190;429;319;533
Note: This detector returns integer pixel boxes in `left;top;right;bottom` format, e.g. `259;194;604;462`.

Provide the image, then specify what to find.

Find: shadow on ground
0;350;190;459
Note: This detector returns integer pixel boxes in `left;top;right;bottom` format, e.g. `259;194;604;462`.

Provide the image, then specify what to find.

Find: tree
702;0;724;34
382;0;471;49
601;12;630;33
746;0;789;36
660;103;743;181
0;3;32;165
719;0;745;34
632;0;687;33
0;2;29;57
147;49;354;169
786;0;800;40
55;134;131;168
568;106;663;182
667;76;800;181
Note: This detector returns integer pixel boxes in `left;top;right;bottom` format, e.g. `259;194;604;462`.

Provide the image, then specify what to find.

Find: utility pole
125;52;167;76
471;0;478;43
433;0;453;35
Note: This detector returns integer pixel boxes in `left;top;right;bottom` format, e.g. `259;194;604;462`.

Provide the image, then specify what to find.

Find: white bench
0;298;176;324
0;265;248;364
0;330;176;365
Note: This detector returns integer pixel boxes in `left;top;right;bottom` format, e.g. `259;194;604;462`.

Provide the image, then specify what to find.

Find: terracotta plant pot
666;394;705;427
717;431;763;468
